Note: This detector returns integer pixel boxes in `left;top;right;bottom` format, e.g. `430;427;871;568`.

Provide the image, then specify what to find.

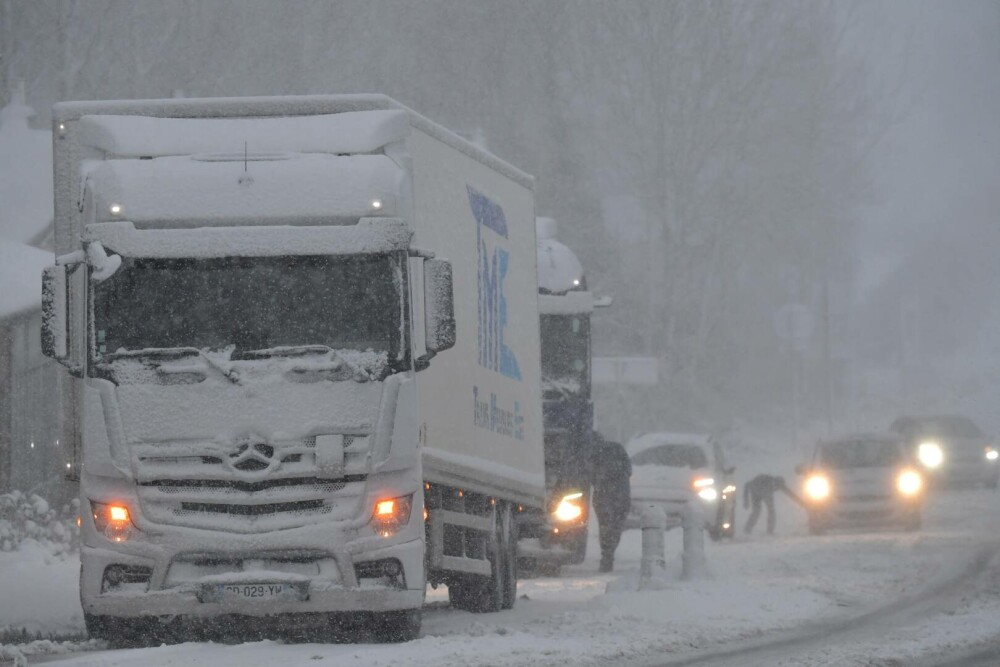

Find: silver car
798;434;923;535
889;415;999;488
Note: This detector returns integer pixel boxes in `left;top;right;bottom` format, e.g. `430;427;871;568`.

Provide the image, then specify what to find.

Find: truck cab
41;96;544;642
517;217;605;569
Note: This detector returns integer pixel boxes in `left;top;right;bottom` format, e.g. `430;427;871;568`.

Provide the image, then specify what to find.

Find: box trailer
41;94;545;642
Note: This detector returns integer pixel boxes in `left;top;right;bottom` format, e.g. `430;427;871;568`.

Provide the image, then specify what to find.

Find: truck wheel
499;502;517;609
565;528;588;565
367;609;422;642
85;614;167;647
449;507;505;613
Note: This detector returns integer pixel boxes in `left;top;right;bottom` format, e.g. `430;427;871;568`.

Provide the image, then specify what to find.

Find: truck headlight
553;492;585;523
90;501;134;542
697;487;719;501
804;475;831;502
897;469;923;496
985;447;998;462
372;495;413;537
917;442;943;468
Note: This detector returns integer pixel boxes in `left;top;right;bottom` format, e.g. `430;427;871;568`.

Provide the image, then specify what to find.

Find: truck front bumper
81;532;425;618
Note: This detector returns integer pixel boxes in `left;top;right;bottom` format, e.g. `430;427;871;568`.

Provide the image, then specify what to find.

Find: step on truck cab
41;95;545;642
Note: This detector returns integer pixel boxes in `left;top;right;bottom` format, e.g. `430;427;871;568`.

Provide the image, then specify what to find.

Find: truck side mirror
424;258;456;354
41;265;70;363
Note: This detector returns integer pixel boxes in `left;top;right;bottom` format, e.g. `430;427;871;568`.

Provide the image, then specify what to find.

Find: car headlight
985;447;998;462
917;441;943;468
691;477;717;501
897;469;923;496
553;491;585;523
804;475;831;502
698;487;719;501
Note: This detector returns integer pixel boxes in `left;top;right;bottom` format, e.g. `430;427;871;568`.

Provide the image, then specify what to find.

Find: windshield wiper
230;344;333;360
104;347;242;385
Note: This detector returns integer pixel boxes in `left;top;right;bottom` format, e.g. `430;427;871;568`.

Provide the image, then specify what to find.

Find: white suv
625;432;736;540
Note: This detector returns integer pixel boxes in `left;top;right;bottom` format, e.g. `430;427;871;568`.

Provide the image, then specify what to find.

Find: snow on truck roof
54;94;534;189
626;432;713;456
536;217;583;293
77;110;410;158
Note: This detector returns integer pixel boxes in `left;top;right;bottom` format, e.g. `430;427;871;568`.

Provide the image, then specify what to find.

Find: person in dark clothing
743;474;803;535
590;433;632;572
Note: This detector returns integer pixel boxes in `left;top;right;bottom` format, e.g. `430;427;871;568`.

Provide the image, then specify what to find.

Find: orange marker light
109;506;129;522
376;499;396;516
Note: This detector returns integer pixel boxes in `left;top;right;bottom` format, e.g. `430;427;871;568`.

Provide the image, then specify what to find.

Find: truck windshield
540;314;590;399
92;253;405;362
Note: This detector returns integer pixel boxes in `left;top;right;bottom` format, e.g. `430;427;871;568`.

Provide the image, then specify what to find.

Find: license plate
217;583;294;600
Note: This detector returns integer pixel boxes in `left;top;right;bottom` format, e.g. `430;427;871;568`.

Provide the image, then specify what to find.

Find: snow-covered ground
2;488;999;666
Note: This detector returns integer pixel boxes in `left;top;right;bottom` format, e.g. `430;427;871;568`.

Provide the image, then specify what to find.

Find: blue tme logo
469;186;521;381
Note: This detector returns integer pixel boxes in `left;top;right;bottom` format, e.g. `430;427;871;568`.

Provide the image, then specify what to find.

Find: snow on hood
77;110;410;158
0;95;53;244
0;238;52;319
84;153;405;228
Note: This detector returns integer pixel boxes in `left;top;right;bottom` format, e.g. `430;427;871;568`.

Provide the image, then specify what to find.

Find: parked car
797;433;923;535
625;432;736;540
889;415;999;488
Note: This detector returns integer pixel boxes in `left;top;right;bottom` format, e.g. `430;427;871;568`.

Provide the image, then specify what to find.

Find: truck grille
131;436;369;533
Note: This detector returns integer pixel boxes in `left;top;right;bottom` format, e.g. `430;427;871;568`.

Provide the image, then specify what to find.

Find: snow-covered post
681;501;706;580
639;505;666;587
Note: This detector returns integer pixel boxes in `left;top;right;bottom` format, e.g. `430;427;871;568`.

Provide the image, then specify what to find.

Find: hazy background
2;0;997;445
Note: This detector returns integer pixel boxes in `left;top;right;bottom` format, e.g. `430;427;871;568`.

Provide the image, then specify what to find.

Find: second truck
517;217;606;572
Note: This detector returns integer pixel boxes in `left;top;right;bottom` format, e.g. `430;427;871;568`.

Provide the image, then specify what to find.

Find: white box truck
41;95;545;642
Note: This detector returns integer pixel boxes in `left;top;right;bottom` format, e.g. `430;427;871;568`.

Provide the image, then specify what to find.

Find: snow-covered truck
40;95;545;642
517;217;608;572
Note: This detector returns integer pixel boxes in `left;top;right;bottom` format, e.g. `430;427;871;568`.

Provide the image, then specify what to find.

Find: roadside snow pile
0;492;79;555
0;639;101;667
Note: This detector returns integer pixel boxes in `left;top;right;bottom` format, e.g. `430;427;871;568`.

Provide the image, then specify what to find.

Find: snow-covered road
3;488;999;666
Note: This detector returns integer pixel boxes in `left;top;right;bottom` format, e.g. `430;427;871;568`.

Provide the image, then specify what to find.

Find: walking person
590;433;632;572
743;474;803;535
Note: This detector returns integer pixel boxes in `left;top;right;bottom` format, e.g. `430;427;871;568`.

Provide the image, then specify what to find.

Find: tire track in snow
645;541;1000;667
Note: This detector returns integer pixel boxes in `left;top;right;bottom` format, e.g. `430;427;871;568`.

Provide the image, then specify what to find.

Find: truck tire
499;502;518;609
449;506;505;613
367;609;422;642
565;528;588;565
85;614;168;647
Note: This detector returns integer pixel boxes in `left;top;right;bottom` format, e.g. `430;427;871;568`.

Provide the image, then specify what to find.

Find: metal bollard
681;501;707;580
639;505;667;586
